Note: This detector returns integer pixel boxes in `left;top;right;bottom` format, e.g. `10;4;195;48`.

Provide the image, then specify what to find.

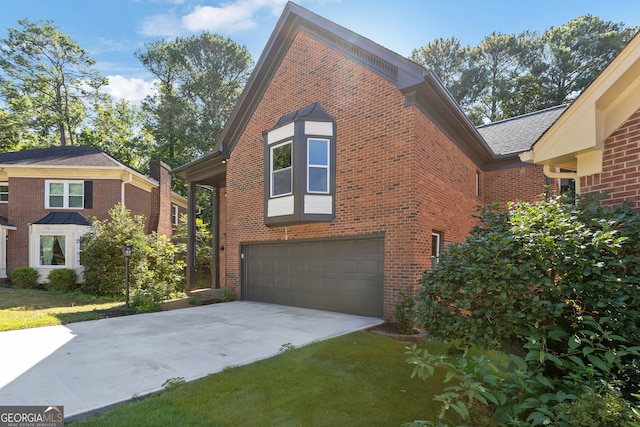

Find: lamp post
123;246;132;308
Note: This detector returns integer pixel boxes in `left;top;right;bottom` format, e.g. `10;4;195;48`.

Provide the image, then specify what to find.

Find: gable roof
174;1;526;183
477;105;569;156
0;146;124;168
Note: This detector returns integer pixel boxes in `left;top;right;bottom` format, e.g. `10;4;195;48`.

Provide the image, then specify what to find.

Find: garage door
242;237;384;317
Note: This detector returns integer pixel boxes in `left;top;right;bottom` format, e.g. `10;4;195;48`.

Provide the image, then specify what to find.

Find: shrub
130;289;163;313
410;195;640;425
46;269;78;293
80;204;184;300
218;286;236;302
395;287;416;334
11;267;39;289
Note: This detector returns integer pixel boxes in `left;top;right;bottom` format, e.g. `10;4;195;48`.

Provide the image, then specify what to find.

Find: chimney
149;160;173;237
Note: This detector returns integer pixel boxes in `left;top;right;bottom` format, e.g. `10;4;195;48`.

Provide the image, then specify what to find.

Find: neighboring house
0;146;187;283
521;31;640;210
172;2;562;319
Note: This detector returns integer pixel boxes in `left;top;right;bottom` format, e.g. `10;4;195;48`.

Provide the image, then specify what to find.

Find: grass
69;331;467;426
0;287;125;331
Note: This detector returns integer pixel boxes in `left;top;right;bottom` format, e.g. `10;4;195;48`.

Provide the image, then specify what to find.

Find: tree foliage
0;19;107;147
80;204;184;301
136;33;252;169
409;196;640;425
412;15;638;124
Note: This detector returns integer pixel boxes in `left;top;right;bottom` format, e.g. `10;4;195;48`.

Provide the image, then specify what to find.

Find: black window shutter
84;181;93;209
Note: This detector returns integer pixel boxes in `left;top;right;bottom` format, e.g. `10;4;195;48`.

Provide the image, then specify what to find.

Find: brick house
173;2;561;319
0;146;187;283
521;31;640;210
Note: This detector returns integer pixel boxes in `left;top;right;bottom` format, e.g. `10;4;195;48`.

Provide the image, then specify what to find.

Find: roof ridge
477;104;569;129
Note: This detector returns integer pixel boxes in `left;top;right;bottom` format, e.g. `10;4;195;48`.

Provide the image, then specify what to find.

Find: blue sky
1;0;639;103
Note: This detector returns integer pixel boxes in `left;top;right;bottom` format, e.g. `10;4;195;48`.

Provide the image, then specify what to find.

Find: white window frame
431;232;442;258
307;138;330;194
0;182;7;203
45;180;84;209
172;205;179;226
270;140;293;198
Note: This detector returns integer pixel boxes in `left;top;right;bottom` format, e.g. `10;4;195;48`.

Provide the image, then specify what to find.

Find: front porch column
186;181;197;292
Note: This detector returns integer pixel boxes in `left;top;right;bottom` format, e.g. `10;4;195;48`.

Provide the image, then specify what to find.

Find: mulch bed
368;322;429;342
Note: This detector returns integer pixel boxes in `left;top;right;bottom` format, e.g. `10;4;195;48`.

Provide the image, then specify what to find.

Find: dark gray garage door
242;237;384;317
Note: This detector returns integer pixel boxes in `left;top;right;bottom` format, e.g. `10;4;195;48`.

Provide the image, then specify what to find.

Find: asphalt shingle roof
477;105;569;156
0;146;124;167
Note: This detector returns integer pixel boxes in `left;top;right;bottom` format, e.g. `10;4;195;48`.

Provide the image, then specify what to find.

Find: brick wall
484;164;550;206
581;108;640;209
149;160;173;237
223;30;489;318
6;177;122;275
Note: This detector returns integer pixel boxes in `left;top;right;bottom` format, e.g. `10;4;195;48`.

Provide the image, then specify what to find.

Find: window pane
69;183;84;195
308;139;328;165
40;235;66;266
49;196;64;208
49;183;64;195
308;167;328;193
0;185;7;202
272;143;292;171
68;196;83;208
272;167;292;196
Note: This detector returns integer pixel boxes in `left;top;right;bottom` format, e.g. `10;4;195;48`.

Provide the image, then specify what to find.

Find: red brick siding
484;165;550;206
223;31;487;319
6;178;123;275
581;108;640;210
125;184;153;232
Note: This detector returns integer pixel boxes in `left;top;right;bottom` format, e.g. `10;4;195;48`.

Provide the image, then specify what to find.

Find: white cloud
105;75;157;104
181;0;288;34
140;14;184;37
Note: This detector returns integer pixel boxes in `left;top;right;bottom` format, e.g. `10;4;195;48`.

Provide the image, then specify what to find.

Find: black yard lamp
123;246;132;308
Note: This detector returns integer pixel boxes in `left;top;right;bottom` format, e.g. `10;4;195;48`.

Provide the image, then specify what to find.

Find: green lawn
0;287;125;331
70;331;463;426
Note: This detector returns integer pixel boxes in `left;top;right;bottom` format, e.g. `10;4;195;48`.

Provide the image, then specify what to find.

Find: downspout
121;173;133;209
543;165;580;194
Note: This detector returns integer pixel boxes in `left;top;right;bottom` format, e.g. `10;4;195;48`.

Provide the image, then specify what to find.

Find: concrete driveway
0;301;382;420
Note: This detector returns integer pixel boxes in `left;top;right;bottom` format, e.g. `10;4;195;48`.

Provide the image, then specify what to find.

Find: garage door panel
243;237;383;317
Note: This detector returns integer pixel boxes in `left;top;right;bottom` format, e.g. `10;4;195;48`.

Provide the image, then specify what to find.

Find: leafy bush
395;287;416;334
410;195;640;425
218;286;236;302
11;267;39;289
80;204;185;301
130;289;163;313
45;268;78;293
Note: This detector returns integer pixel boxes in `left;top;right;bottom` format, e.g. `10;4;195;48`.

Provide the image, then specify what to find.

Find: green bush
11;267;39;289
45;268;78;293
80;204;184;300
410;195;640;425
395;287;416;334
130;289;163;313
218;286;236;302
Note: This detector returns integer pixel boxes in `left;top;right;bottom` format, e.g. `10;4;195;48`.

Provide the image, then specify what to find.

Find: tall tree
532;15;637;106
78;98;154;172
0;19;107;147
136;33;252;169
411;15;637;124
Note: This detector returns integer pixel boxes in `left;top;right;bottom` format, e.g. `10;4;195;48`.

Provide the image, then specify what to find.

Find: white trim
45;180;84;209
304;121;333;136
0;182;7;203
29;223;90;283
171;204;179;226
270;140;293;197
307;138;330;194
267;122;295;145
268;195;295;217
